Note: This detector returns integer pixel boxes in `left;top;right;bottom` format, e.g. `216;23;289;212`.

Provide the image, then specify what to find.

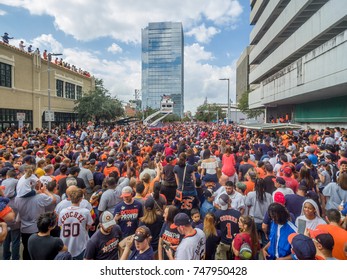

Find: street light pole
47;53;62;131
219;78;230;125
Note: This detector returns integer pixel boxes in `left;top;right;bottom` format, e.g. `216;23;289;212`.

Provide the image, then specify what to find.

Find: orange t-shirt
0;205;12;221
256;167;266;179
316;224;347;260
243;181;255;195
103;166;120;177
55;174;67;184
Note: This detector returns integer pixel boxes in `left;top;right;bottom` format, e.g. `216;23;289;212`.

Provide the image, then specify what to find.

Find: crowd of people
0;121;347;260
1;32;91;78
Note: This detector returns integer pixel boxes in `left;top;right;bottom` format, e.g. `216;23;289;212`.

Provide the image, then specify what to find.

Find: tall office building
142;22;184;117
245;0;347;126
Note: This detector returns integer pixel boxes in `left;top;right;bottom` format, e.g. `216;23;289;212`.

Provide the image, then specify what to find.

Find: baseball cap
134;226;151;242
288;233;316;260
101;154;107;160
23;155;33;163
204;188;214;198
170;213;192;229
166;155;175;162
308;229;334;251
283;166;292;176
273;192;286;205
144;197;155;210
235;182;246;192
318;161;328;166
100;211;117;229
120;186;133;198
218;193;230;210
272;177;286;185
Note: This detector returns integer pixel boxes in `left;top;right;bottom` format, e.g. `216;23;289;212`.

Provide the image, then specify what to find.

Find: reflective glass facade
142;22;184;117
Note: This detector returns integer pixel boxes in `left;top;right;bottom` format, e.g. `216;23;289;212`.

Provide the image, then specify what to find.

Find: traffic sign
16;112;25;121
45;111;55;122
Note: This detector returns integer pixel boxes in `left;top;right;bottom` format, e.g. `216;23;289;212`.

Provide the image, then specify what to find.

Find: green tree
164;114;181;122
74;79;124;123
194;103;223;122
238;90;264;119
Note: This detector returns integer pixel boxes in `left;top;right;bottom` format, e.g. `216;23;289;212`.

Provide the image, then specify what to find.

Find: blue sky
0;0;252;113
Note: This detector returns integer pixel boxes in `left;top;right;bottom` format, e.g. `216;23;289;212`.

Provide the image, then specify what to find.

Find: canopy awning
238;123;303;131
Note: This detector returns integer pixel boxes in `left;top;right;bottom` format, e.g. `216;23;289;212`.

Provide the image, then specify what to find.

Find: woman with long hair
262;203;297;260
141;161;162;196
200;149;219;183
218;139;228;156
245;178;273;247
298;166;316;192
232;215;259;260
158;205;182;260
197;212;220;260
173;152;197;197
139;197;164;253
145;182;167;216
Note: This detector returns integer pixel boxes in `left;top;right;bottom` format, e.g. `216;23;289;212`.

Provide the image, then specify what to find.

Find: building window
65;82;75;99
0;62;11;88
56;80;64;97
76;85;82;100
0;108;32;129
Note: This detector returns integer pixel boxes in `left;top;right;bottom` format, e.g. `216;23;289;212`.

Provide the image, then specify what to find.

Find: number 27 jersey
58;206;93;257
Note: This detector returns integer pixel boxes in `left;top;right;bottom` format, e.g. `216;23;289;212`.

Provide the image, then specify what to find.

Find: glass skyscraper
141;22;184;117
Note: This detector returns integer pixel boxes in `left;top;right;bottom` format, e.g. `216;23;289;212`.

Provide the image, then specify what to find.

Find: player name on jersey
60;211;86;224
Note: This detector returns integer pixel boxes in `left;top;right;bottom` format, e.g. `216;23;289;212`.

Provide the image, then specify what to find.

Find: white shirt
58;206;93;257
175;228;206;260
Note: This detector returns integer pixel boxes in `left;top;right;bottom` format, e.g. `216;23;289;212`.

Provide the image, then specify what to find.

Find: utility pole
47;53;62;131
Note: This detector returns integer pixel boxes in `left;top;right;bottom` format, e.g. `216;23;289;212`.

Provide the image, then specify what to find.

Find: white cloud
61;48;141;103
107;43;122;54
0;9;7;16
186;24;220;44
31;34;64;53
1;0;243;43
184;44;237;113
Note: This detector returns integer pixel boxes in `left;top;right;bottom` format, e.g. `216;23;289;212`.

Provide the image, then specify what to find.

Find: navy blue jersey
214;208;241;244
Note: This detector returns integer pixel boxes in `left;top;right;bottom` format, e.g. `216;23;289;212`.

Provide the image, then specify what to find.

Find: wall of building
0;42;94;129
249;30;347;109
236;47;250;102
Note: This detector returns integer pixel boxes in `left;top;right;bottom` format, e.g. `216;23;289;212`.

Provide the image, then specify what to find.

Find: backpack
328;163;339;182
239;235;252;260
